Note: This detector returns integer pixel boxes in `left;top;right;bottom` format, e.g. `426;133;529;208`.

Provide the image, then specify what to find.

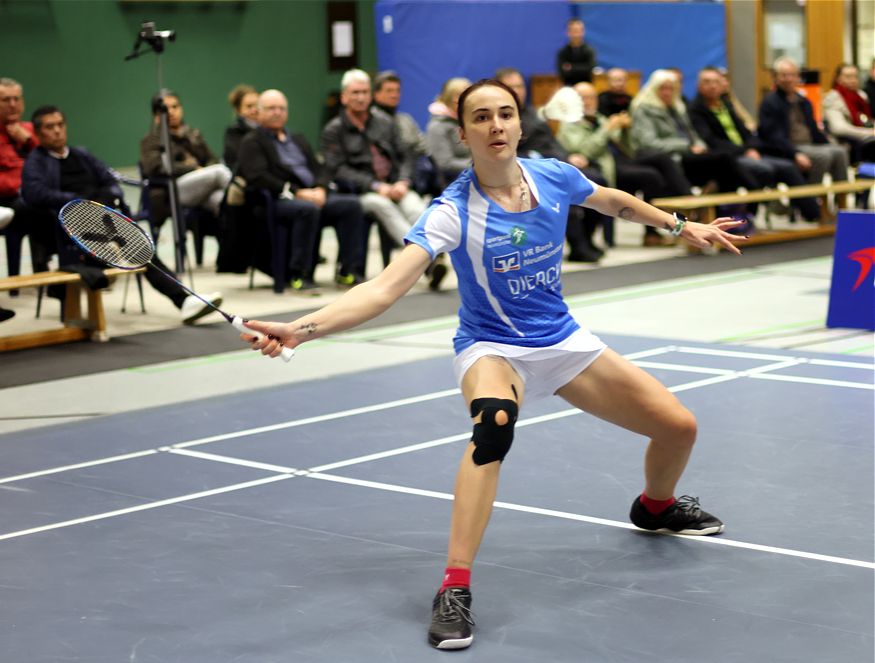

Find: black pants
0;196;56;274
680;150;758;192
311;193;366;278
272;198;323;280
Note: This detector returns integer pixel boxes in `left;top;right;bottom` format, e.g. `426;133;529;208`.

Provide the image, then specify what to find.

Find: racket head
58;199;155;270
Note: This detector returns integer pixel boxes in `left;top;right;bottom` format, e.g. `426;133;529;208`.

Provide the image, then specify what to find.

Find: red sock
640;492;676;515
440;567;471;591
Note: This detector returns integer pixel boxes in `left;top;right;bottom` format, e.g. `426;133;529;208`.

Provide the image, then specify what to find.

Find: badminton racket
58;199;294;362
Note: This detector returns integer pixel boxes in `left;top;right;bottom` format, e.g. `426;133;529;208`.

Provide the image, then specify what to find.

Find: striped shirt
405;158;597;353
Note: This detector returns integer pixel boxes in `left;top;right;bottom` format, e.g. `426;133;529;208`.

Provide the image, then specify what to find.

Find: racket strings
60;201;154;269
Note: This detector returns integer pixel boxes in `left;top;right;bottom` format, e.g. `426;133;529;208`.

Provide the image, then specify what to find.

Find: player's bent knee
470;397;519;465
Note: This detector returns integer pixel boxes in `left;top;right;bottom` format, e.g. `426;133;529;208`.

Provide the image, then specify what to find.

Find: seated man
598;68;633;117
689;67;819;221
21;105;221;324
321;69;428;265
0;76;54;277
140;90;232;236
758;57;849;186
237;89;365;291
371;71;429;181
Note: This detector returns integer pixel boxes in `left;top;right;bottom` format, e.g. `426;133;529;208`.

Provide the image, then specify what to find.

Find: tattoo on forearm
618;206;634;220
299;322;318;335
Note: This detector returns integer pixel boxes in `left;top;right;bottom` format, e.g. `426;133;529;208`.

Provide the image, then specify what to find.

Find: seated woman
425;77;472;183
823;63;875;164
223;84;259;171
630;69;755;195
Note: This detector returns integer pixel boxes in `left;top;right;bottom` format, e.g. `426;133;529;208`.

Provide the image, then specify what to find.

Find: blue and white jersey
406;158;597;353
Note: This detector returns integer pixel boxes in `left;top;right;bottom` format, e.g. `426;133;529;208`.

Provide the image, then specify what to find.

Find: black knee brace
470;398;519;465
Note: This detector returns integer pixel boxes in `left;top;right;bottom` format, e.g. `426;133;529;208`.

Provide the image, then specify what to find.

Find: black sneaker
629;495;724;536
428;587;475;650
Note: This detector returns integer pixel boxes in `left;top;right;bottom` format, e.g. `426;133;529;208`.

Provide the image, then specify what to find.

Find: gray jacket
631;103;705;156
426;114;470;179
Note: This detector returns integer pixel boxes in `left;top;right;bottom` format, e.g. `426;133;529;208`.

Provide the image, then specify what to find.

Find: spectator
223;83;259;171
717;68;757;133
758;57;849;185
140;90;232;234
371;70;438;199
559;82;683;247
321;69;427;254
598;67;633;117
22;105;221;324
426;77;472;182
238;89;365;291
556;18;596;86
865;59;875;113
372;71;428;164
0;77;54;275
496;67;612;257
689;67;820;221
631;69;755;194
822;63;875;163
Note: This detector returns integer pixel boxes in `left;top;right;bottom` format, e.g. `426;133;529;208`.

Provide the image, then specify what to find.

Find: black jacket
556;43;596;86
320;107;413;194
688;94;762;156
237;127;330;198
758;88;828;159
223;116;257;171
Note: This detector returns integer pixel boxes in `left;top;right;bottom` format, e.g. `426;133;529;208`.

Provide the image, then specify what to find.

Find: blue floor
1;334;872;662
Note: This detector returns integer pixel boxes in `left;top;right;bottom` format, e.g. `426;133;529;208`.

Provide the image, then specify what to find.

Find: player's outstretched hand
681;216;749;255
240;318;302;359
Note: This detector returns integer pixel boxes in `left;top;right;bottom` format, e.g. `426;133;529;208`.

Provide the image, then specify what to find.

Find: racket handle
232;316;295;363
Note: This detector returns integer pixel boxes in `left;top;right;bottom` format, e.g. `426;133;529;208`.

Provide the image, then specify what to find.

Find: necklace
481;177;531;212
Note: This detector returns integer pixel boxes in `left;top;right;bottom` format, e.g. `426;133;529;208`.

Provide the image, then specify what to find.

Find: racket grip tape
232;316;295;363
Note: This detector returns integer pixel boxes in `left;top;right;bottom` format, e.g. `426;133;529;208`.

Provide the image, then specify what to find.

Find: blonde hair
438;77;471;106
631;69;684;113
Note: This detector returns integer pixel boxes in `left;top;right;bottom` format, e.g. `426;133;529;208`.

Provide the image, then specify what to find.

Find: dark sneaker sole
637;523;725;536
429;635;473;650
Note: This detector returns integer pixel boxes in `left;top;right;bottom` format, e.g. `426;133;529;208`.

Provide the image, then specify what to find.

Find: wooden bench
652;179;874;252
0;267;144;352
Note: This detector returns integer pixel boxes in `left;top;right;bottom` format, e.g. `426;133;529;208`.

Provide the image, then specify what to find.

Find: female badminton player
240;79;746;651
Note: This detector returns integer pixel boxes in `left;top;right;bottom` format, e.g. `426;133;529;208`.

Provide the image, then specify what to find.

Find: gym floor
0;221;872;662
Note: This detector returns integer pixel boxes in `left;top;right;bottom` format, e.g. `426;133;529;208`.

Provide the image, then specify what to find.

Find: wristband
669;212;687;237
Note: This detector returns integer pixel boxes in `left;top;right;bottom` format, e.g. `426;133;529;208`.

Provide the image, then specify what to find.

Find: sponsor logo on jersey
510;226;527;246
492;251;521;272
551;202;561;213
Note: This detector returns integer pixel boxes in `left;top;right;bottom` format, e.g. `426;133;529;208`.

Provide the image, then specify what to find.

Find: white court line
808;358;875;371
0;355;856;488
0;450;158;485
633;361;734;376
0;475;293;542
167;448;307;475
307;473;875;571
172;388;461;450
751;373;875;391
675;346;804;362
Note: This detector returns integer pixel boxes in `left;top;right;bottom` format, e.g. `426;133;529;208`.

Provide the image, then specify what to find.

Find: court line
3;353;866;488
172;388;462;449
0;450;158;486
0;475;293;542
2;448;870;571
751;373;875;390
306;473;875;570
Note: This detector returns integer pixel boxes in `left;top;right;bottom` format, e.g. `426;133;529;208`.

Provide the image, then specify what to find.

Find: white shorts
453;328;607;403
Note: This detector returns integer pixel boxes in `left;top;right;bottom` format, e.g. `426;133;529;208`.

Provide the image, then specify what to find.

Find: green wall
0;0;377;167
